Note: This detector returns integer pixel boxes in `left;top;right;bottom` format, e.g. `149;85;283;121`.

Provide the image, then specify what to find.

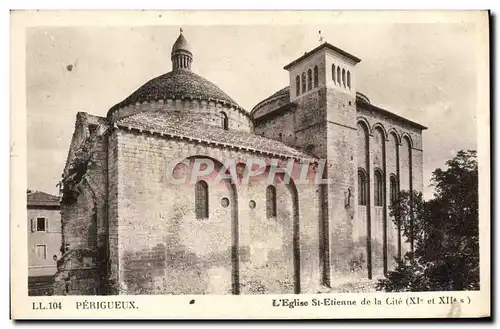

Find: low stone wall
53;248;104;295
28;276;55;296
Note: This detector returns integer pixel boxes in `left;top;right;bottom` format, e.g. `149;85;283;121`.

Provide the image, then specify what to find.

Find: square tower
286;43;358;102
284;43;360;157
284;42;362;285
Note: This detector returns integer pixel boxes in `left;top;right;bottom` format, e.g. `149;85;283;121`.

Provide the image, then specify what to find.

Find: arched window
347;71;351;89
220;111;228;130
342;68;346;87
332;64;336;83
314;65;319;87
358;169;367;206
266;185;277;218
301;72;306;94
307;69;312;91
295;75;300;96
390;175;398;206
337;67;341;86
374;169;384;207
195;180;209;219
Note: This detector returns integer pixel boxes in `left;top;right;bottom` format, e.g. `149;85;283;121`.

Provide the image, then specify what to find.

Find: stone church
55;30;426;295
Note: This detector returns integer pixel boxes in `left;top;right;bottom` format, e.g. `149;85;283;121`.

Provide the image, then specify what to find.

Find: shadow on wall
122;244;167;294
53;248;101;295
239;243;295;295
240;208;296;295
122;204;233;295
346;237;395;278
348;242;366;274
121;203;302;295
88;212;97;250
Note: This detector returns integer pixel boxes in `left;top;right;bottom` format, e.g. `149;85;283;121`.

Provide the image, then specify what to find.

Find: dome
171;32;192;54
251;86;290;114
356;91;370;104
108;69;242;115
107;30;247;121
250;86;290;119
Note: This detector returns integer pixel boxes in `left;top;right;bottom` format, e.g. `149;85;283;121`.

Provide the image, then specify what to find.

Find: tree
377;150;479;291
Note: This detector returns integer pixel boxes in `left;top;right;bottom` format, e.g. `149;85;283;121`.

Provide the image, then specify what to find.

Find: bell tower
284;42;360;156
284;41;361;285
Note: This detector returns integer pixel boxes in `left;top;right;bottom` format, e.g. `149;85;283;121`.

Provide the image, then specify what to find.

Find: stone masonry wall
110;98;253;133
107;130;120;294
56;113;109;295
238;83;424;288
253;110;296;147
248;82;427;285
294;88;328;158
108;128;322;295
253;88;328;159
356;104;425;274
325;87;359;282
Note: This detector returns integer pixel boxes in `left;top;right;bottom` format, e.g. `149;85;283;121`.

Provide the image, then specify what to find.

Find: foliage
377;150;479;291
60;139;93;205
348;244;366;273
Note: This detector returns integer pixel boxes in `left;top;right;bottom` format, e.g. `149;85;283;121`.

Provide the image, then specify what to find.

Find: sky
26;23;479;199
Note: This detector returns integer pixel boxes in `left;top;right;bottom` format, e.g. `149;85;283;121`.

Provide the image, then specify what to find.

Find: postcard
11;10;490;319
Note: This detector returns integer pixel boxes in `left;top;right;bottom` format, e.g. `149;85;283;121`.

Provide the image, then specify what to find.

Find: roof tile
109;70;242;115
27;191;60;207
117;111;315;160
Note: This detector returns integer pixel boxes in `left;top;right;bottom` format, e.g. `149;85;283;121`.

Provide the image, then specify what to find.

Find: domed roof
250;86;290;118
251;86;289;113
171;31;192;54
108;69;242;115
356;91;370;104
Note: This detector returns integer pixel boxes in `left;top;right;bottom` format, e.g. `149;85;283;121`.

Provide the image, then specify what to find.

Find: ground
28;275;55;296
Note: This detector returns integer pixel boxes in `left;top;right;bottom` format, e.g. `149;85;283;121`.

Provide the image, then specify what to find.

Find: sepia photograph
11;10;490;319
